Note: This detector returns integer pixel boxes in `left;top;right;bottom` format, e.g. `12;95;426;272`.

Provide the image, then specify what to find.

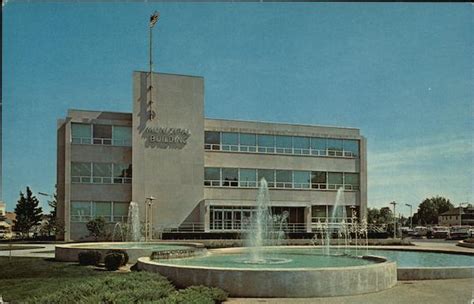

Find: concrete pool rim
55;241;205;263
138;248;397;297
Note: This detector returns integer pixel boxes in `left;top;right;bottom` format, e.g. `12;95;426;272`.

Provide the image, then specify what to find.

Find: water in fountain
112;222;125;242
243;178;290;264
325;187;345;255
246;178;272;263
128;201;141;242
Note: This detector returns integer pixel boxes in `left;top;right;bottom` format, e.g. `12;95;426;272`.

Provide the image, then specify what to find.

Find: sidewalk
226;278;473;304
0;244;55;259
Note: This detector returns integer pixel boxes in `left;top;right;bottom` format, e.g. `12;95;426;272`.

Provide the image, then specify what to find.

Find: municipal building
57;72;367;241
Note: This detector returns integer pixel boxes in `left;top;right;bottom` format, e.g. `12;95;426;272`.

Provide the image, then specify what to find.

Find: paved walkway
0;244;55;259
226;278;474;304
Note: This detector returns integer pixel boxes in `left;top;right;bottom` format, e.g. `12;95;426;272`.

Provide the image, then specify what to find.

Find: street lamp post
405;204;413;229
145;196;156;241
390;201;397;238
38;192;54;213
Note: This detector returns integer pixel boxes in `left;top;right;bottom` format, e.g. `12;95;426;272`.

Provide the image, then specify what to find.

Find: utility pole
390;201;397;238
148;11;160;120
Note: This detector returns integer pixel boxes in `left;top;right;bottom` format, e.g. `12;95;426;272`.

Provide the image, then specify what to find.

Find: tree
13;187;43;238
41;190;64;237
86;217;107;241
414;196;453;225
367;208;380;224
379;207;393;224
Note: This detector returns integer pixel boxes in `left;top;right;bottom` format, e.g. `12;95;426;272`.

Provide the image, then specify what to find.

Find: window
113;126;132;146
293;137;310;155
204;167;221;186
221;132;239;151
205;131;220;150
327;139;343;156
258;169;275;187
312;206;327;221
71;162;92;183
311;171;327;189
113;202;129;222
343;140;359;157
275;136;292;154
240;133;257;152
113;164;132;184
276;170;292;188
93;125;112;145
71;201;92;222
311;138;327;156
328;172;343;189
257;135;275;153
71;123;91;144
344;173;359;190
93;163;112;184
294;171;311;188
93;201;112;221
240;169;257;187
222;168;238;187
71;201;129;222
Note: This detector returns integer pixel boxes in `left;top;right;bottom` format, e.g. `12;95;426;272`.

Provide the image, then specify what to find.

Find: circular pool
138;246;397;297
55;242;204;263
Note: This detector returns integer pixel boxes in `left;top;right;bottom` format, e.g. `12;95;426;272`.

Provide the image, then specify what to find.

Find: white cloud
366;135;472;212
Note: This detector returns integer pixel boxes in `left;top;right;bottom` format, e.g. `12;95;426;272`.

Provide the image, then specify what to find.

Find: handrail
204;143;358;158
204;180;357;191
72;175;132;184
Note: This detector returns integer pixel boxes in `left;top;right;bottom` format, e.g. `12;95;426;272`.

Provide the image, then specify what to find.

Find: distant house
438;207;474;226
0;201;15;239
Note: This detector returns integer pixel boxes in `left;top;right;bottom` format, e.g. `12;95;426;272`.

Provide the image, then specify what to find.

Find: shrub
158;285;228;304
78;251;101;266
24;272;178;303
86;217;107;240
104;252;124;271
106;249;129;265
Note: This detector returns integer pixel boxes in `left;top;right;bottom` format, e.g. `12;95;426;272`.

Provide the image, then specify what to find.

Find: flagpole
149;24;153;120
148;11;159;120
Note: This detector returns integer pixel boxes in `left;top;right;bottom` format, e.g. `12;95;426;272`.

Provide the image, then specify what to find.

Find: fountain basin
55;242;204;263
137;247;397;297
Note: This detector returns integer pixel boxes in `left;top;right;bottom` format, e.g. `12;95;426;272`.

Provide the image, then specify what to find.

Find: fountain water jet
243;178;290;264
128;202;141;242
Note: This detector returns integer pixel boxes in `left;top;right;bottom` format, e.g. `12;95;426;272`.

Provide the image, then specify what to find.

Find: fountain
56;201;204;263
137;180;397;297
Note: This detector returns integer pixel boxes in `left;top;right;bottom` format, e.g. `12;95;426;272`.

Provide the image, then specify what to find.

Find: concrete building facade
57;72;367;241
438;207;474;227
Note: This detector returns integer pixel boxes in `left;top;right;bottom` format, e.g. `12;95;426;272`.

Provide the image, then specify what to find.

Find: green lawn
0;257;227;303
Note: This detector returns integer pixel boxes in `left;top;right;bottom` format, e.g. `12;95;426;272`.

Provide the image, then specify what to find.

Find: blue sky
2;2;472;215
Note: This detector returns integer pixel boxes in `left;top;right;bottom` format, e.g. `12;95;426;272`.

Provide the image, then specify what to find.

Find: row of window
71;123;132;146
204;167;360;190
71;162;132;184
205;131;359;158
71;201;129;222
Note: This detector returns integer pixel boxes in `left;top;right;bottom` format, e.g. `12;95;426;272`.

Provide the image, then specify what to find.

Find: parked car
448;226;470;240
431;226;450;239
412;226;428;238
